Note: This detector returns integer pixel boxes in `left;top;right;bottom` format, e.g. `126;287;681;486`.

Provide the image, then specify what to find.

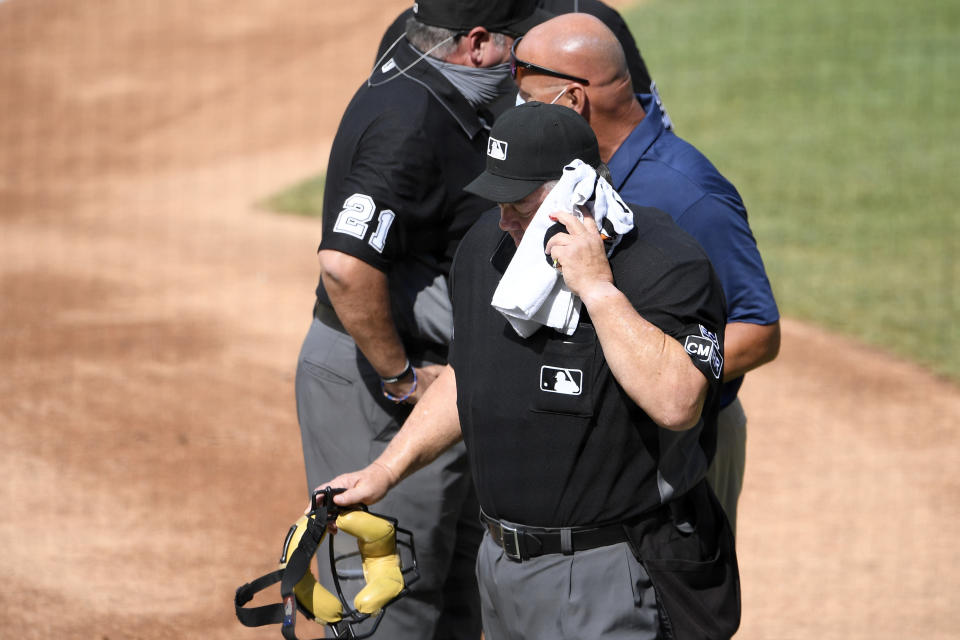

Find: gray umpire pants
705;398;747;534
476;533;659;640
295;318;483;640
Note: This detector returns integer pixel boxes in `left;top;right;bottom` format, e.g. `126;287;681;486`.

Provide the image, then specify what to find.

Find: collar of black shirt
377;40;486;140
490;230;515;274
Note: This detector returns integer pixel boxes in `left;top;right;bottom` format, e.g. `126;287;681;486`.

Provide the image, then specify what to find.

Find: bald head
513;13;646;163
517;13;630;87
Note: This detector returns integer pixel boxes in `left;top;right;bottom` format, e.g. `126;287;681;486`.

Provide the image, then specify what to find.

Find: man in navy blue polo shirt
295;2;549;638
511;13;781;533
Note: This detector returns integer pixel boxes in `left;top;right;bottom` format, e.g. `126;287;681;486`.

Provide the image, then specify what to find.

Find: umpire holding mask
295;2;549;639
321;103;742;639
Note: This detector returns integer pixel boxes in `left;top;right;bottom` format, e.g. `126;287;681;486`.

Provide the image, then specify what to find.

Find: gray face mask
424;56;514;108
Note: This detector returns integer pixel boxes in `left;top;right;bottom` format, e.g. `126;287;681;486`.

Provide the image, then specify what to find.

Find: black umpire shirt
316;40;496;353
448;206;727;527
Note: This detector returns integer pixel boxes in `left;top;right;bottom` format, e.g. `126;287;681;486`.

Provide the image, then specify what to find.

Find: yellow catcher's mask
235;488;419;640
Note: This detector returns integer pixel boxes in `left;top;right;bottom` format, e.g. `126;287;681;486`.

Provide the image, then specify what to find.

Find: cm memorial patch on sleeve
684;325;723;380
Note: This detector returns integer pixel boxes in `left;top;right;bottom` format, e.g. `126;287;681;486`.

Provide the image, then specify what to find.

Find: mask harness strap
235;493;331;640
235;487;420;640
279;500;330;640
235;569;288;626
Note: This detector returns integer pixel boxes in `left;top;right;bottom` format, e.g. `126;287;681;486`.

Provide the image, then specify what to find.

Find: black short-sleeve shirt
316;42;494;319
448;206;727;527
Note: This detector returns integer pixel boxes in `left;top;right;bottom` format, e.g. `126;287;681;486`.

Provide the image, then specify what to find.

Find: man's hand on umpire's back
412;363;445;404
382;363;445;405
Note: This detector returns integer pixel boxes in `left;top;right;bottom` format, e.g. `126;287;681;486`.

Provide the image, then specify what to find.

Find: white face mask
515;86;568;107
548;86;568;105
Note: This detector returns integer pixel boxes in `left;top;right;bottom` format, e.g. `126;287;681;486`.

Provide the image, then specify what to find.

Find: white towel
491;160;634;338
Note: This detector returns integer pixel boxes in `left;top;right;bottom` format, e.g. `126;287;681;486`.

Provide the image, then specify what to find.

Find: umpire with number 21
322;103;741;639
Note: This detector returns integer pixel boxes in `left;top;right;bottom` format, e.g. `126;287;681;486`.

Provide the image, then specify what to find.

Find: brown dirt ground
1;1;957;638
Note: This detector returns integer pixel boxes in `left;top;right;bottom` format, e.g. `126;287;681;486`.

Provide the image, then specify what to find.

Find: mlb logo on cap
464;102;602;204
488;137;508;161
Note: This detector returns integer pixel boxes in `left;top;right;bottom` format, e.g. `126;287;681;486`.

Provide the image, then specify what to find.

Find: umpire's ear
461;26;500;68
558;83;589;117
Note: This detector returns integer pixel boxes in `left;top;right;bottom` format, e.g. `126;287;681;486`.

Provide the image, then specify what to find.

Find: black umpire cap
464;102;602;203
412;0;551;37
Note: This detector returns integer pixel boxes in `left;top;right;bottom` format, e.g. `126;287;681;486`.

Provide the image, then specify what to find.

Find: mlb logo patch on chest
540;366;583;395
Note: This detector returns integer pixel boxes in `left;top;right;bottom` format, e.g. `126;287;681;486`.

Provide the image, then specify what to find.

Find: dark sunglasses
509;37;590;86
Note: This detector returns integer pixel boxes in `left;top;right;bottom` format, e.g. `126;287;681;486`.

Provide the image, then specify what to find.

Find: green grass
624;0;960;380
260;173;325;218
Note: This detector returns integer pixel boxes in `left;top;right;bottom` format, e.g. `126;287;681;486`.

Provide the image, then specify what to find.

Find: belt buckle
499;523;522;561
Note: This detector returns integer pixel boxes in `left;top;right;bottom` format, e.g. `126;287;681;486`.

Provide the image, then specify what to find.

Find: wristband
379;360;413;384
381;367;418;404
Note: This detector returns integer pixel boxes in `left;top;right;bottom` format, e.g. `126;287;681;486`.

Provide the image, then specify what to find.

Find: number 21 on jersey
332;193;396;254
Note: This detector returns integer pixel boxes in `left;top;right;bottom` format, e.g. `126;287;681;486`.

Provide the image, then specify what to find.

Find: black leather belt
313;299;346;333
480;511;630;562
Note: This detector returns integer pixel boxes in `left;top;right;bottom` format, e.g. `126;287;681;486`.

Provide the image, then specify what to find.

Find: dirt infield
1;1;957;638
